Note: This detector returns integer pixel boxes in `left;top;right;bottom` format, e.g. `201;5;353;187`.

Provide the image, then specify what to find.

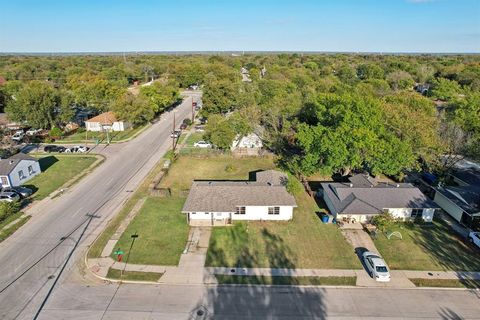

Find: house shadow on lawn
197;224;328;319
38;155;59;171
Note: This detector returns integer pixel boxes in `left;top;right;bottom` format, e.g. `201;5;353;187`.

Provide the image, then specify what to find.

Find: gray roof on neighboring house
182;170;297;213
452;169;480;187
0;153;38;176
322;175;437;215
436;186;480;216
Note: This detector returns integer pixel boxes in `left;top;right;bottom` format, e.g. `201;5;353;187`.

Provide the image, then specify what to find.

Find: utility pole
172;112;176;150
191;97;195;123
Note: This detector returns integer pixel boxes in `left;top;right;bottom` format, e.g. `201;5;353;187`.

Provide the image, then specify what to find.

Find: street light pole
120;232;139;280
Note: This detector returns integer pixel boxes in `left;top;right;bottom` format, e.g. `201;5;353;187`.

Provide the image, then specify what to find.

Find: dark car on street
44;145;65;153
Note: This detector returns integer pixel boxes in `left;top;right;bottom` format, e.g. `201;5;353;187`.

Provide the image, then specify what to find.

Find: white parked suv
11;130;25;142
362;251;391;282
469;232;480;249
193;141;212;148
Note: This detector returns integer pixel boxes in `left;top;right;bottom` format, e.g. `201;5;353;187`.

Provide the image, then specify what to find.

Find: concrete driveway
341;226;415;288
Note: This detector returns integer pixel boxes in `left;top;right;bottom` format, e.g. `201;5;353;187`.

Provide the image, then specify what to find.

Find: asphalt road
0;93;197;320
38;282;480;319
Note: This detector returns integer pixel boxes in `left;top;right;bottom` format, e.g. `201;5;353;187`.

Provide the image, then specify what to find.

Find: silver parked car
362;251;391;282
1;186;33;198
0;192;21;202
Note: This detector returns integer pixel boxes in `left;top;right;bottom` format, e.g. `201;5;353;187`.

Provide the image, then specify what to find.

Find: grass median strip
409;278;480;289
106;268;163;282
0;215;31;243
215;275;356;286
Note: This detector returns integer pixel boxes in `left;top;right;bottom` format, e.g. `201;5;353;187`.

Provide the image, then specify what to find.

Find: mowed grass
159;155;276;192
374;220;480;271
409;278;480;289
106;268;163;282
184;132;205;146
25;155;98;200
215;275;356;286
111;197;189;265
206;191;361;269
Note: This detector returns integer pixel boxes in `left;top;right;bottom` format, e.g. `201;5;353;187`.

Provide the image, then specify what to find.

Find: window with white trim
411;209;423;218
28;165;34;175
235;207;246;215
268;207;280;215
18;170;26;180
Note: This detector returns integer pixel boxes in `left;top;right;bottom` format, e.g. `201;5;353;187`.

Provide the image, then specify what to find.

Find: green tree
5;80;58;129
204;114;237;150
202;79;238;115
290;94;416;177
429;77;462;101
111;92;155;125
357;64;385;80
386;71;415;91
140;81;179;113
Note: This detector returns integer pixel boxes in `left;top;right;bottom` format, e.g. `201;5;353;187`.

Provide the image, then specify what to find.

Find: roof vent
9;160;14;164
396;184;400;188
267;182;272;186
349;183;353;188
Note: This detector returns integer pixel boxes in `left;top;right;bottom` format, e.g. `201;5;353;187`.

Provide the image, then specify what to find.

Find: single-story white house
0;153;41;187
434;186;480;231
85;111;131;132
231;132;263;150
182;170;297;226
321;174;438;223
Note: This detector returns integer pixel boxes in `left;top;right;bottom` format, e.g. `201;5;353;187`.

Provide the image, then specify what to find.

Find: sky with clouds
0;0;479;52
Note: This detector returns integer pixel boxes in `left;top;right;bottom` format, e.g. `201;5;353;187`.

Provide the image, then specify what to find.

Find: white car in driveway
193;141;212;148
362;251;391;282
11;130;25;142
469;232;480;249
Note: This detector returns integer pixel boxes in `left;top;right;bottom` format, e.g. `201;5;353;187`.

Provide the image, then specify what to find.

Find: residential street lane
0;95;196;320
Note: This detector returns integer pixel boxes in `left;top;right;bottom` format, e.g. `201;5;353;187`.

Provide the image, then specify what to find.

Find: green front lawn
215;275;357;286
374;220;480;271
159;155;276;192
25;155;98;200
57;125;147;144
110;197;189;265
206;192;361;269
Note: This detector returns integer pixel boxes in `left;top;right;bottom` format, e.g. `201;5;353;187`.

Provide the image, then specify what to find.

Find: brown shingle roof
85;111;118;124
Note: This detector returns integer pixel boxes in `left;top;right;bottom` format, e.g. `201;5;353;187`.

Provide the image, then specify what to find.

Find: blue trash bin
322;214;329;223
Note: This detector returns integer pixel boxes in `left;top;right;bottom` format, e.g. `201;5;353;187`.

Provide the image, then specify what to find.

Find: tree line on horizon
0;53;478;179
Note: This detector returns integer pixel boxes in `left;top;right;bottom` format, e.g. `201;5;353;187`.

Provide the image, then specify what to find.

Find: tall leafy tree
289;94;416;177
5;80;59;129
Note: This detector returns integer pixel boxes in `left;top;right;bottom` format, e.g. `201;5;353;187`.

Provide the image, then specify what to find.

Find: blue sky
0;0;479;53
